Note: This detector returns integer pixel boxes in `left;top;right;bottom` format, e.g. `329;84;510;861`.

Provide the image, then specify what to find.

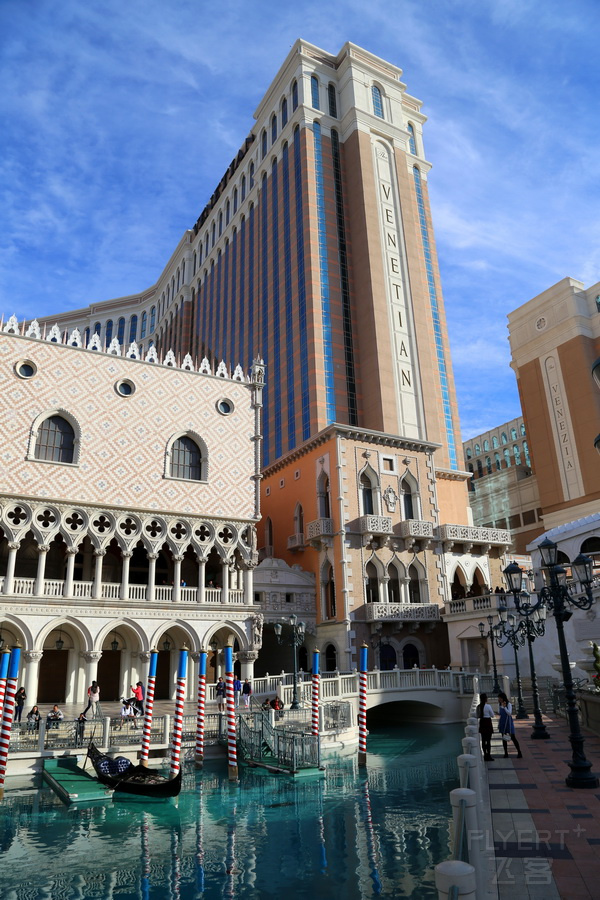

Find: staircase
236;701;321;774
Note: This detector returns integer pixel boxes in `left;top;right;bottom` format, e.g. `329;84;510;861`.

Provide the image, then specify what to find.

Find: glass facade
312;121;336;425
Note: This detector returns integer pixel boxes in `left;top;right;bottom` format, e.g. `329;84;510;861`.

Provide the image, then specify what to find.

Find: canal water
0;723;461;899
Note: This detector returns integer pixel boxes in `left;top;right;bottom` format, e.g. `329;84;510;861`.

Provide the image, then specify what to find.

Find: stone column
244;566;254;605
92;550;105;600
221;560;229;604
380;575;389;604
138;650;152;685
401;576;411;604
196;557;206;604
34;544;50;596
238;650;258;681
63;546;78;598
23;650;43;704
82;650;103;692
147;553;158;602
172;556;183;603
3;542;20;594
120;550;133;601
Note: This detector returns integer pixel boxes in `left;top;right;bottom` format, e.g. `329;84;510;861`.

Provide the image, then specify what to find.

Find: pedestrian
14;686;26;723
46;705;64;729
84;681;100;718
75;712;87;747
242;678;252;708
119;698;137;729
215;676;226;713
130;681;144;716
497;691;522;759
26;705;41;731
477;692;495;761
233;676;242;708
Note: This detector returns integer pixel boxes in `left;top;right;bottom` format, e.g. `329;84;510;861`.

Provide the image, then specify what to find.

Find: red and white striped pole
0;648;21;796
139;649;158;767
224;645;238;781
358;643;368;768
169;648;188;778
195;650;207;767
0;650;11;713
311;649;320;736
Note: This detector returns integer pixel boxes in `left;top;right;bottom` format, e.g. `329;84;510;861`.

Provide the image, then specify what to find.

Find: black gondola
86;742;182;798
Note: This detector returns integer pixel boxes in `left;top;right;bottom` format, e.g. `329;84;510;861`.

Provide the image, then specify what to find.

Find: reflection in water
0;724;460;899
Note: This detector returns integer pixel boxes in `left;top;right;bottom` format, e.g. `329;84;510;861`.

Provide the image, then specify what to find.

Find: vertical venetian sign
373;141;421;439
543;355;583;500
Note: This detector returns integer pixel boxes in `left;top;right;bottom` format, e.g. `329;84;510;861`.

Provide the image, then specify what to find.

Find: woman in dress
14;687;26;723
497;691;522;758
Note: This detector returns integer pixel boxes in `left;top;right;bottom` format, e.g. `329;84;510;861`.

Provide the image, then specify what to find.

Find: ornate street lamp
501;595;549;738
162;634;172;652
504;547;599;788
478;614;501;694
496;607;528;719
110;633;119;652
274;614;306;710
55;629;64;651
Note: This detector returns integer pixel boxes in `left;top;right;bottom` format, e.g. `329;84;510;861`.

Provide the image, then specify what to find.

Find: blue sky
1;0;599;440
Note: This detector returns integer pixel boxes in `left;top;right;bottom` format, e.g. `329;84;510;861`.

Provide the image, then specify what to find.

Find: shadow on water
0;724;463;899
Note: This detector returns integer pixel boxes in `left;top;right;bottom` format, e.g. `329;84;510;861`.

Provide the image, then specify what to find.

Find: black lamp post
274;614;306;710
504;544;599;788
478;615;501;694
495;607;528;719
501;596;549;738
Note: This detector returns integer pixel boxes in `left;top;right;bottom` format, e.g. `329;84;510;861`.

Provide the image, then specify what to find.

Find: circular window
14;359;37;379
217;398;234;415
115;379;136;397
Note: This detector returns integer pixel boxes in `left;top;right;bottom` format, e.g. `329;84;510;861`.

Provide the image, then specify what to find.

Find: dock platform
43;757;113;804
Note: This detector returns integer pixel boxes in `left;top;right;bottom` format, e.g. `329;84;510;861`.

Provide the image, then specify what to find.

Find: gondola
86;742;182;798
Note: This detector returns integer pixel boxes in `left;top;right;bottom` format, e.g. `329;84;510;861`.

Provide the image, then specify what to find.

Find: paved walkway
488;710;600;899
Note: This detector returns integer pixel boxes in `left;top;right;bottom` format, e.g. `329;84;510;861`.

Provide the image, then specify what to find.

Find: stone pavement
487;710;600;899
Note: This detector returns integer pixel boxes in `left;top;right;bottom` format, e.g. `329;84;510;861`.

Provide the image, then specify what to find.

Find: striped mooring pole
139;649;158;767
0;647;21;797
0;650;11;712
225;645;238;781
169;648;188;778
358;643;368;768
311;649;320;736
195;650;207;767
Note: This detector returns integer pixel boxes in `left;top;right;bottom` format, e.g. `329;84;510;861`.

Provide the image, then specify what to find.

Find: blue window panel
247;206;255;370
238;219;246;368
328;84;337;118
313;121;336;425
261;130;267;159
141;312;147;339
261;176;270;466
271;114;277;145
412;166;458;469
293;126;311;441
229;231;237;370
271;159;282;460
311;76;320;110
129;315;138;343
372;85;384;118
282;97;288;128
220;245;229;364
292;80;298;111
282;143;297;450
407;123;417;155
149;307;156;332
117;318;125;344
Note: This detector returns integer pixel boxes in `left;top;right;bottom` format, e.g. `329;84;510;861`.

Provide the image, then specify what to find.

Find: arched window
241;176;246;201
328;83;337;118
402;643;420;669
199;243;203;265
513;445;522;465
503;448;511;467
366;562;379;603
226;200;230;226
511;427;517;440
218;212;223;237
325;643;336;671
34;415;75;464
520;423;526;436
465;447;472;459
388;563;401;603
205;232;209;255
292;80;298;111
325;565;336;620
149;307;156;332
281;97;288;127
483;439;489;451
492;436;498;449
311;75;320;109
523;441;530;467
193;251;197;276
141;311;147;339
265;517;273;551
129;315;138;343
317;473;331;518
211;222;216;247
261;129;267;159
501;432;508;445
176;269;180;291
294;503;304;537
271;113;277;144
93;321;101;335
474;443;481;455
401;480;415;519
233;187;238;213
117;317;125;344
360;472;374;515
104;320;113;344
407;122;416;155
494;452;501;471
84;327;90;346
249;162;255;189
371;85;384;118
408;565;421;604
477;459;483;477
169;436;204;481
486;456;492;474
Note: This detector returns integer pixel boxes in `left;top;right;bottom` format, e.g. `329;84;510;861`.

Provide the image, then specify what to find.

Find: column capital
23;650;43;662
190;651;202;662
237;650;259;663
38;544;51;554
147;552;159;560
138;651;152;662
121;550;133;559
8;541;20;551
65;545;79;556
94;548;107;558
173;554;185;563
81;651;103;662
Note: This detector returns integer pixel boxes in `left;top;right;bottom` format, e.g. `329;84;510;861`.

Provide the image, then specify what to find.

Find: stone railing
286;533;305;550
305;517;334;540
444;593;505;616
364;602;441;622
436;523;511;549
358;515;393;535
0;577;249;606
396;519;434;539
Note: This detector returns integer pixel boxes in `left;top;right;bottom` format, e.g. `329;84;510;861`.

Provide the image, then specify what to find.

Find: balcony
358;515;393;536
363;602;441;623
305;518;334;541
436;524;511;553
396;519;434;550
286;532;306;551
444;593;505;617
0;576;248;605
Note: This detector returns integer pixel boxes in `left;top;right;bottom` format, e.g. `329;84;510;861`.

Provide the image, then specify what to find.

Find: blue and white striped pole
0;648;21;793
170;649;188;777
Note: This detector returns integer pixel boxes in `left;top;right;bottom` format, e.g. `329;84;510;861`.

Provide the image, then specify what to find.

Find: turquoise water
0;724;460;899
